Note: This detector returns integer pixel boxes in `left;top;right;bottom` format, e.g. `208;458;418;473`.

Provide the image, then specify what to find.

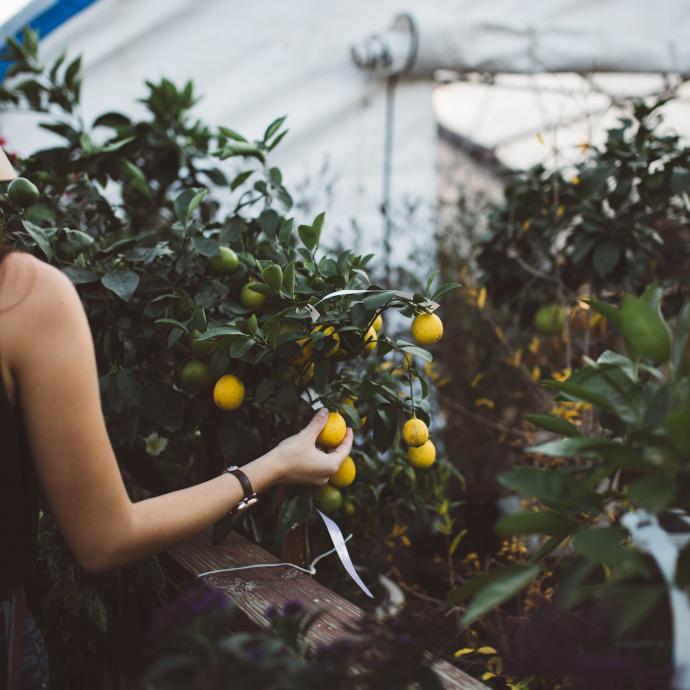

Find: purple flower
282;599;304;617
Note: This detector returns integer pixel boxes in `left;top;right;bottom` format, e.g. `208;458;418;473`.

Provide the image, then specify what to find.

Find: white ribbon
197;513;374;600
621;510;690;690
294;288;441;323
316;509;374;598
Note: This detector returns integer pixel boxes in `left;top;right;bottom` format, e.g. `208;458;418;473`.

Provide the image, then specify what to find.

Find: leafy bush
455;285;690;687
477;99;690;316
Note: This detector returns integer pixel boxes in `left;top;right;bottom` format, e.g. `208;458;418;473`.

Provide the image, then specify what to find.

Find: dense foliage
435;97;690;689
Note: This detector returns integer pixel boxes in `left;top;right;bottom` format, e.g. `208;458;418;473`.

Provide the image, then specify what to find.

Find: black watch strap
223;465;258;514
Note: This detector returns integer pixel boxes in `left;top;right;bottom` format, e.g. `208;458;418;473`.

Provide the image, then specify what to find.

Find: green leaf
363;291;396;311
22;220;54;260
196;326;244;340
298;224;317;250
154;318;189;332
524;414;581;437
542;379;615;412
664;404;690;452
572;527;630;567
101;270;139;302
275;492;312;545
261;263;283;291
496;510;576;536
312;212;325;244
399;344;433;363
431;282;461;302
587;298;621;327
254;378;275;405
218;126;247;142
278;217;294;244
218;140;265;163
282;260;296;298
618;290;671;364
63;266;98;284
230;170;253;191
264;115;286;142
592;240;621;276
142;381;185;430
120;159;151;198
190;236;216;256
500;466;600;512
174;187;208;225
628;473;677;513
462;565;540;625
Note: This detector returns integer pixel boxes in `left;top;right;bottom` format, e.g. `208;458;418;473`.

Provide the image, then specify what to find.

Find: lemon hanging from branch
411;312;443;345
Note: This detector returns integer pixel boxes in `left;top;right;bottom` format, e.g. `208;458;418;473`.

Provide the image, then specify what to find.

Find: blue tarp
1;0;100;80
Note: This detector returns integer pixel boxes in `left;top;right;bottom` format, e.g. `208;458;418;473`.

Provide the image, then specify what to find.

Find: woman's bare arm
1;255;351;572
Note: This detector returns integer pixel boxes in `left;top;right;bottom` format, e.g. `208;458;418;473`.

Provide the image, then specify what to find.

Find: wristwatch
223;465;259;515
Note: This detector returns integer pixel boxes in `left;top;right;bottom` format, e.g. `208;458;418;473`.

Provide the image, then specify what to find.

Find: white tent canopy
1;0;689;255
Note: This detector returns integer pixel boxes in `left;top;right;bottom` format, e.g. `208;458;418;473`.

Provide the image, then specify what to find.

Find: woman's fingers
304;408;330;440
328;428;353;466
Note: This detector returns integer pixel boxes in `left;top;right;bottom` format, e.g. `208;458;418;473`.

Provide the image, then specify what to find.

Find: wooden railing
163;531;488;690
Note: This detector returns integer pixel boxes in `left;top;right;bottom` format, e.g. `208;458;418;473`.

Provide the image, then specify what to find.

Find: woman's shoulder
0;252;78;317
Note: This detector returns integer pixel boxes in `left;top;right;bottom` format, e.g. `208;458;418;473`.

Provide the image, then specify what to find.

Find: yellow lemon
290;338;314;366
411;313;443;345
363;326;377;353
343;499;357;517
293;362;315;387
330;456;356;488
316;411;347;448
402;418;429;447
407;439;436;468
372;314;383;332
313;324;340;356
213;374;245;411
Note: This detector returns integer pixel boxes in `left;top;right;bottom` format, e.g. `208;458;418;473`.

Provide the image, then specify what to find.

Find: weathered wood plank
166;531;487;690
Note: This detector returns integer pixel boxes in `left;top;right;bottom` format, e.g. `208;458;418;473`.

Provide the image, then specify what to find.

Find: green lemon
343;498;357;517
313;485;343;515
240;283;267;310
8;177;39;208
208;246;239;274
534;304;566;335
180;359;212;391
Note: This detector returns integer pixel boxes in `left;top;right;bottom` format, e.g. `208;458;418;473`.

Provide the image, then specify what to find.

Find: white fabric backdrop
1;0;689;252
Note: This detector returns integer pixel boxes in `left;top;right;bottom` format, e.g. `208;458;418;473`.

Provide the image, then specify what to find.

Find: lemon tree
0;28;459;549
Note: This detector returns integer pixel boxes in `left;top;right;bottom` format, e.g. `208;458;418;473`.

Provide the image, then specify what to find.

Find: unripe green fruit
240;283;267;310
8;177;39;208
180;359;212;391
208;246;239;274
534;304;566;335
313;485;343;515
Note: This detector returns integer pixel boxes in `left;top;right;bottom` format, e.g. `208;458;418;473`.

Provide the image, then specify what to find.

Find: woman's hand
270;408;353;486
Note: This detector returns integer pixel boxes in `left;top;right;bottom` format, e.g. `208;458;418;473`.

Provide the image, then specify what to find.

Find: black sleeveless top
0;373;39;600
